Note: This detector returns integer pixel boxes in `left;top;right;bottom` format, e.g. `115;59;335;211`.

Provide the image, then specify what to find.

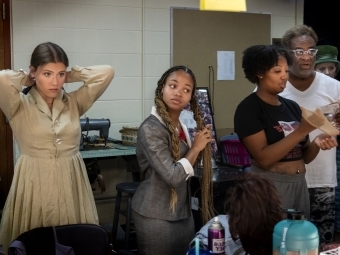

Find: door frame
0;0;13;209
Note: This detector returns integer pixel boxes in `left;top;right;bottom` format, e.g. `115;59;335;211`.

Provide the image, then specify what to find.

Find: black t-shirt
234;93;308;162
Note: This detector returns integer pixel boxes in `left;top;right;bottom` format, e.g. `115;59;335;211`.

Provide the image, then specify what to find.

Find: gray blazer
131;111;194;221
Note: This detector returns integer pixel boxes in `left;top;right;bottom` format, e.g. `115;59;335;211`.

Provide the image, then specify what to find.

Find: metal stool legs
112;190;122;244
111;190;134;250
124;193;133;249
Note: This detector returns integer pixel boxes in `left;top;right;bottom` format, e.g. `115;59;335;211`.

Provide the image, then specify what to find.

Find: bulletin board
171;8;271;139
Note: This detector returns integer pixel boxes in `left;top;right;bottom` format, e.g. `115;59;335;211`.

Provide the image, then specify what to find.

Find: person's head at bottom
315;45;340;78
226;173;283;255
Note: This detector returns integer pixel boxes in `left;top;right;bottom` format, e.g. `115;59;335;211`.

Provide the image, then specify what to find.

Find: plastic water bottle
186;247;215;255
273;209;319;255
186;238;214;255
208;217;225;254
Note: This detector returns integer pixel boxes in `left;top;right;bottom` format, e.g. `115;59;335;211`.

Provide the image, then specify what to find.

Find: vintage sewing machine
79;118;111;150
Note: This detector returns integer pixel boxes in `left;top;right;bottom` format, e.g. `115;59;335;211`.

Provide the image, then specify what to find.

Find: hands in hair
22;67;35;87
192;124;214;152
65;71;72;83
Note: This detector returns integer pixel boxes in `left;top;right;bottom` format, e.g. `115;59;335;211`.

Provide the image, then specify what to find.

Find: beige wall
10;0;304;224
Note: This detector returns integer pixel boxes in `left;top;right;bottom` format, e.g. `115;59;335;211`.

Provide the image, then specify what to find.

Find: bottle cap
210;217;224;230
287;209;304;220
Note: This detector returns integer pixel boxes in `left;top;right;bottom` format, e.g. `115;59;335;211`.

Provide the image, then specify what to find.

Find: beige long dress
0;65;114;252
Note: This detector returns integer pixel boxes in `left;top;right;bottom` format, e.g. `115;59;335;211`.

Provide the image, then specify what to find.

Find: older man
280;25;340;244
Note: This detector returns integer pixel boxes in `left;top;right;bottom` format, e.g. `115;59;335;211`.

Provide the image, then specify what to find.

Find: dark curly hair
242;44;292;84
226;173;283;255
281;25;318;49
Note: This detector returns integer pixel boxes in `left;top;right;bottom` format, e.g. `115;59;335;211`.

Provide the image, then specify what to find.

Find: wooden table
80;145;139;201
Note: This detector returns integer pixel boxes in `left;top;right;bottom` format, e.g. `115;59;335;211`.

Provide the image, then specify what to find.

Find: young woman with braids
0;42;114;252
131;66;213;255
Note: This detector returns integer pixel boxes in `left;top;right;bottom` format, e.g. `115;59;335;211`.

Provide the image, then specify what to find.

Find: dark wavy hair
242;44;292;84
226;173;283;255
23;42;69;94
281;24;318;50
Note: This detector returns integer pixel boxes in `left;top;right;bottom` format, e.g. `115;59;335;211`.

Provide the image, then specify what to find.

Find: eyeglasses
289;49;318;58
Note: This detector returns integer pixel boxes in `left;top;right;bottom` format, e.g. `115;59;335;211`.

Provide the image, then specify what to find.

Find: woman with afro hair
234;44;337;220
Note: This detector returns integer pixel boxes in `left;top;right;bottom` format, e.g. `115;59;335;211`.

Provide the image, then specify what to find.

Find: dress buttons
55;138;63;144
55;120;62;127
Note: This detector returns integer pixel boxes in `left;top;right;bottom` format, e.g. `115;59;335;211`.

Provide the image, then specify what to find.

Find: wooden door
0;0;13;209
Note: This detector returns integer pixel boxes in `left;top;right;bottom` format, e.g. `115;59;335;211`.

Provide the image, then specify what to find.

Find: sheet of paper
200;0;246;12
217;51;235;80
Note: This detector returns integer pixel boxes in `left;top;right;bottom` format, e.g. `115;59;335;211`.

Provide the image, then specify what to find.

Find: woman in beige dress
0;42;114;252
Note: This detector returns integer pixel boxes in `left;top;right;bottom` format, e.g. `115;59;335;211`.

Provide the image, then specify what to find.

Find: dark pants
309;187;335;244
335;138;340;232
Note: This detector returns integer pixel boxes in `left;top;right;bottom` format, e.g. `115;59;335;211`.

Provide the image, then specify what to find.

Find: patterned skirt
335;137;340;232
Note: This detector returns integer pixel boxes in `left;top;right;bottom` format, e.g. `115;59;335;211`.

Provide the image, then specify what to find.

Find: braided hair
22;42;69;95
155;66;214;222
